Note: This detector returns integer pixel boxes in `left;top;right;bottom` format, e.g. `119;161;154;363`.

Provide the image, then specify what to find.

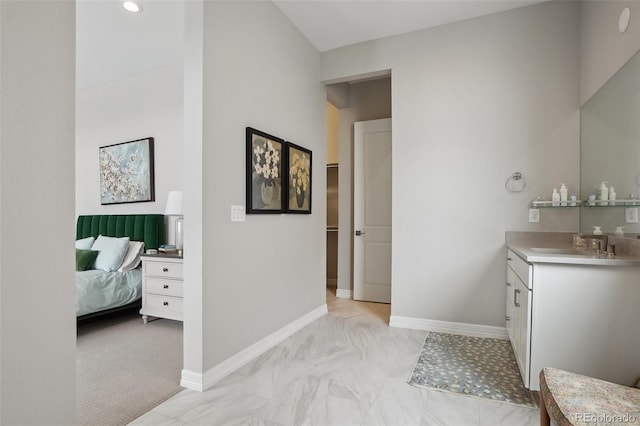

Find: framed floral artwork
285;142;312;214
99;137;155;205
246;127;285;213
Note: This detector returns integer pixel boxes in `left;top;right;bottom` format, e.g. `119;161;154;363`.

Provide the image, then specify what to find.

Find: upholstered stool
539;367;640;426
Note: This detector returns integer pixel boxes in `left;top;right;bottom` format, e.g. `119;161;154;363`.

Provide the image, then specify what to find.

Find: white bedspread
76;269;142;316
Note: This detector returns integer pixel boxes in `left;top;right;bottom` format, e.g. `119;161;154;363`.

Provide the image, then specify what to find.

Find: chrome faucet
584;234;608;254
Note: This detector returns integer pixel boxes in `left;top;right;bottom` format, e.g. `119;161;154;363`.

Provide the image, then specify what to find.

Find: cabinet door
506;267;517;349
514;278;531;388
505;295;515;345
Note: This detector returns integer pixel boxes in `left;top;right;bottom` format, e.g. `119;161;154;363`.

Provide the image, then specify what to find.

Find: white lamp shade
165;191;183;215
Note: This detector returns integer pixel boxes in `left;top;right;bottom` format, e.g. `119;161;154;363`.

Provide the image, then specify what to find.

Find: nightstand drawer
145;294;183;314
140;255;184;323
145;261;183;279
146;278;183;297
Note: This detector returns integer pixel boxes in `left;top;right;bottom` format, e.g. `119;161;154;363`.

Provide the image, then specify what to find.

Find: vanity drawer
146;278;183;297
507;249;531;289
144;261;183;279
145;294;183;314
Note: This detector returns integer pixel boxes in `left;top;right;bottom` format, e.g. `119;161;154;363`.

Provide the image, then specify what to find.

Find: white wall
182;0;204;384
0;1;76;423
191;0;326;374
76;63;184;221
322;1;580;327
579;0;640;106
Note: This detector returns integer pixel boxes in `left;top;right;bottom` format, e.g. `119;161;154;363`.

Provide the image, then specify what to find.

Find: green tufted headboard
76;214;165;250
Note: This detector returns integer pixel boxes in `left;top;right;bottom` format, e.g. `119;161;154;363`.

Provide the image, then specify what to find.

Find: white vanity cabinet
506;248;640;391
506;250;532;388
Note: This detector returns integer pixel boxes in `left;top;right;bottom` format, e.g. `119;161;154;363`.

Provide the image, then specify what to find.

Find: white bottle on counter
552;188;560;206
609;186;616;205
559;183;568;206
593;225;603;235
615;226;624;237
599;181;608;205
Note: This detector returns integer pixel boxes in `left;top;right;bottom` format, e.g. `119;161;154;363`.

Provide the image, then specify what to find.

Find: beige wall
322;1;580;326
0;1;76;423
326;103;339;164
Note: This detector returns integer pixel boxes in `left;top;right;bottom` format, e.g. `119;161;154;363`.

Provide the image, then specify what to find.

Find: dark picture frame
246;127;285;213
285;142;312;214
99;137;155;205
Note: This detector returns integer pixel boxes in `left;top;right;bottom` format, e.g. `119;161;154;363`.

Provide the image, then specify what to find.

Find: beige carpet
76;311;183;426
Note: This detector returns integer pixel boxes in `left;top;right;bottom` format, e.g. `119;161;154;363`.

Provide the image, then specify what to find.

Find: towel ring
505;172;527;193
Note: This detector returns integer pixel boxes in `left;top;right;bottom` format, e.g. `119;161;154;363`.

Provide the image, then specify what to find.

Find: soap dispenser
599;181;608;205
552;188;560;206
609;186;616;205
615;226;624;237
593;226;603;235
559;184;568;206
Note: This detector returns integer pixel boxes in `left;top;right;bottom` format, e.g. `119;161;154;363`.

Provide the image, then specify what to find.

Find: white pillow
91;235;130;272
118;241;145;272
75;236;95;250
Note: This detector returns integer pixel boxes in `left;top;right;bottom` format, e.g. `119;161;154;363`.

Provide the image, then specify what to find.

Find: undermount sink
530;248;587;255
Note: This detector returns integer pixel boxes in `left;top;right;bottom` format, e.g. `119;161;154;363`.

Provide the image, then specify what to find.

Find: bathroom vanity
505;232;640;391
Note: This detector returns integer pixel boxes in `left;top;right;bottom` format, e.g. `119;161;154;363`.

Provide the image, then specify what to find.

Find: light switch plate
231;205;246;222
625;207;638;224
528;208;540;223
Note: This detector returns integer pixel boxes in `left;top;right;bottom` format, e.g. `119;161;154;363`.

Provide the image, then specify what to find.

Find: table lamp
164;191;183;254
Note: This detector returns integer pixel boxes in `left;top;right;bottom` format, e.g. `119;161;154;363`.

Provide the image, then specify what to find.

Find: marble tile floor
131;288;538;426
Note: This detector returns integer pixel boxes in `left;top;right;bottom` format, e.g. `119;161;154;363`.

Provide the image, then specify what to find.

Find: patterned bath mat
407;332;536;407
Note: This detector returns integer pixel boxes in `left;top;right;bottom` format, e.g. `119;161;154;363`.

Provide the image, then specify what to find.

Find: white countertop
507;243;640;266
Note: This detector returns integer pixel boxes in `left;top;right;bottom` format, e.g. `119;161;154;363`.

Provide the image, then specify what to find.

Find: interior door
353;118;392;303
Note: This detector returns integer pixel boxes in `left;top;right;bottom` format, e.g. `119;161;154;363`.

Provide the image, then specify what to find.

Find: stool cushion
540;367;640;426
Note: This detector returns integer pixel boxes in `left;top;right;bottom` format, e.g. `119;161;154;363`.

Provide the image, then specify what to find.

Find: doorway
324;75;392;304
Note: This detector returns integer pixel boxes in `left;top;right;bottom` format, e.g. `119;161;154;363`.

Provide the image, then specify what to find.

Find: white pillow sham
91;235;130;272
118;241;145;272
75;236;95;250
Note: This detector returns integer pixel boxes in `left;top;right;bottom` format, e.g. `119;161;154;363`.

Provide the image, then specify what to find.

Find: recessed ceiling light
123;1;142;13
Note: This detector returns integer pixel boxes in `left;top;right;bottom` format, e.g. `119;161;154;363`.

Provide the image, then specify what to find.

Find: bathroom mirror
580;48;640;236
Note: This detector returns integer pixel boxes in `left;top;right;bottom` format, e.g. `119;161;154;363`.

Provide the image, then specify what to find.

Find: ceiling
76;0;547;90
274;0;547;52
76;0;184;90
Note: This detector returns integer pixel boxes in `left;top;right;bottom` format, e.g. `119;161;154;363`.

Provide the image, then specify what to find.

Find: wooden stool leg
540;400;550;426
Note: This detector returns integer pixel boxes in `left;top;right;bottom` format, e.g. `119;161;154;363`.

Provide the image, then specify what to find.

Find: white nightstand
139;254;183;323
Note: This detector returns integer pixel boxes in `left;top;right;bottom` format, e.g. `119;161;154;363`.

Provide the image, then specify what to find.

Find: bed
76;214;164;320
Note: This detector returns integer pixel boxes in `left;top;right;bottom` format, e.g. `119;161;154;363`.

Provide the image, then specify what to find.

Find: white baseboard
335;288;352;299
389;315;508;340
181;303;328;392
180;369;204;392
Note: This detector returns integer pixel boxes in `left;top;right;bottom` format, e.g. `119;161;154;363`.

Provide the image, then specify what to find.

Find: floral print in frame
246;127;285;213
99;137;155;205
285;142;312;214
